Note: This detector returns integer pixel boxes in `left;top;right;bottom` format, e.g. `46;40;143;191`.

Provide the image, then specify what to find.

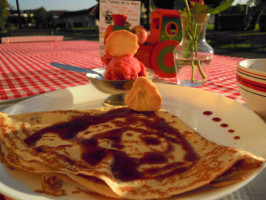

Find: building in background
6;4;98;29
54;4;98;28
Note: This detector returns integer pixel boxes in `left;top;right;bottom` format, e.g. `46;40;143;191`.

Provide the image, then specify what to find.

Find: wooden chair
1;35;64;44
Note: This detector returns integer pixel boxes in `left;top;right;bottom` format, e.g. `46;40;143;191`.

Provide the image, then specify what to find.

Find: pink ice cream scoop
105;55;146;80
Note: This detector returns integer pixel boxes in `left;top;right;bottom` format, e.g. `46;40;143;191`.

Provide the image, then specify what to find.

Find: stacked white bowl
236;59;266;120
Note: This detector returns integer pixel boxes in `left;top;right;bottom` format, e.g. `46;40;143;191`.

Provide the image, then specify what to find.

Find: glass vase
173;13;214;87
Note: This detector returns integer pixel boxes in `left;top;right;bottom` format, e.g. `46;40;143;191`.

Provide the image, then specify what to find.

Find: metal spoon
50;62;105;79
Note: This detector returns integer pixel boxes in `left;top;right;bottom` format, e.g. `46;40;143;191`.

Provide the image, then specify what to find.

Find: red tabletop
0;40;244;103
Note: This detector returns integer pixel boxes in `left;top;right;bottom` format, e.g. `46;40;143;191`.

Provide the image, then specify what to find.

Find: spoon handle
50;62;104;78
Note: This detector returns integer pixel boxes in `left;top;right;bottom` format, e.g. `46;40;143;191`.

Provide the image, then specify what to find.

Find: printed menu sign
99;0;141;57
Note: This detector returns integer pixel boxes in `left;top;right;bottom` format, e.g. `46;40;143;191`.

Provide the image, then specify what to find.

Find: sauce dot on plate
212;117;221;122
221;123;229;128
228;129;235;133
203;111;213;116
234;136;240;140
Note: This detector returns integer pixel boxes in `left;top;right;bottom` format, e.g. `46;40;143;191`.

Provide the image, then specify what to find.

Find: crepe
0;107;265;199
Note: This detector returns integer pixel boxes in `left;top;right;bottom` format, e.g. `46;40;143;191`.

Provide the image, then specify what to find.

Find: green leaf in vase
209;0;234;14
190;3;209;14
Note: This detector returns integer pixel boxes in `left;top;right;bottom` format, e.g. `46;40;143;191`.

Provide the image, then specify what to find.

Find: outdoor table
0;40;265;200
0;40;242;103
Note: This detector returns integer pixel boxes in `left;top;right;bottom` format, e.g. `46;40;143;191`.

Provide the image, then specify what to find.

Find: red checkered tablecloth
0;40;244;102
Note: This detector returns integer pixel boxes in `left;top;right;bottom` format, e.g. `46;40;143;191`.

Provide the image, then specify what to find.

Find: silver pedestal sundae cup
87;67;155;107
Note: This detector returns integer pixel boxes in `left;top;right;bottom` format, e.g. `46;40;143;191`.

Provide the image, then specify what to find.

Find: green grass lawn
55;27;99;41
206;23;266;56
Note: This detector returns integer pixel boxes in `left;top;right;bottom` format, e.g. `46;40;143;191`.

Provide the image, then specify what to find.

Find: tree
46;11;55;28
247;0;266;30
34;7;47;28
204;0;225;31
0;0;9;31
25;11;35;27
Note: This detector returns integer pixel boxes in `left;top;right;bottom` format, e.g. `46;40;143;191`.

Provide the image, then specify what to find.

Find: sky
8;0;98;11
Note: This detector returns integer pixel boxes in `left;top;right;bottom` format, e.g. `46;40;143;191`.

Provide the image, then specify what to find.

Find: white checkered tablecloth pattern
0;41;244;102
201;55;244;102
0;41;103;101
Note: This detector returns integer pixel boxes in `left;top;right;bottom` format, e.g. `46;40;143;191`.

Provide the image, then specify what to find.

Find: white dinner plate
1;83;266;200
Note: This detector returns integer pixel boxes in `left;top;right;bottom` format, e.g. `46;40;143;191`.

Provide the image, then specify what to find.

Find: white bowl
236;59;266;119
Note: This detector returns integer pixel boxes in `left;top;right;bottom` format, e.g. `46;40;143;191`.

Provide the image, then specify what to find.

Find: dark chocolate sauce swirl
24;108;199;181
